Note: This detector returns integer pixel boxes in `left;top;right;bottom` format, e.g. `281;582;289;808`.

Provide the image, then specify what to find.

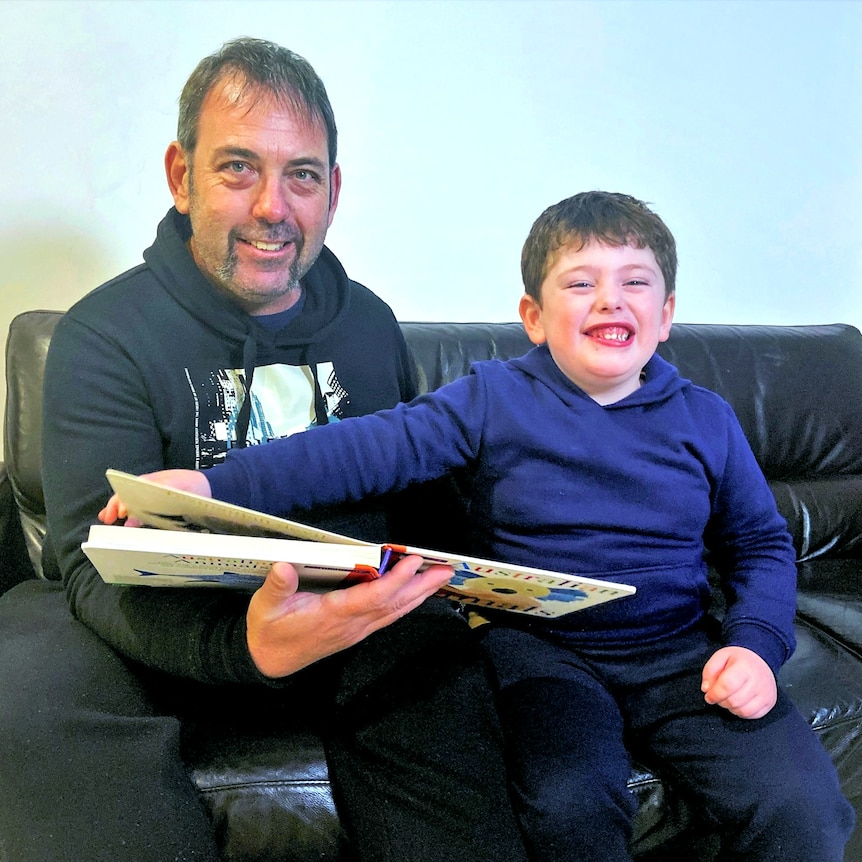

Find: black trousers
482;623;855;862
0;581;528;862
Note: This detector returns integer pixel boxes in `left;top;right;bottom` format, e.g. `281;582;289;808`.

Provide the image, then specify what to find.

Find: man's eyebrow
212;146;259;162
212;147;328;171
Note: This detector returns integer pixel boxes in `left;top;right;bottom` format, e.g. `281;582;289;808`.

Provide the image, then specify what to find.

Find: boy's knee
771;783;854;856
514;769;636;856
731;771;855;860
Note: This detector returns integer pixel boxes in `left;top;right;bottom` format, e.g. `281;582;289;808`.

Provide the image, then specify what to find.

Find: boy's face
519;240;675;405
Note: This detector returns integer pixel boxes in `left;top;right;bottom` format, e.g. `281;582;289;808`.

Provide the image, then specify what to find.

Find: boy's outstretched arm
701;646;778;719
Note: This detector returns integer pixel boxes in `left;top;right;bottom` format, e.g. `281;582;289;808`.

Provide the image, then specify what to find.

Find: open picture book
82;470;636;618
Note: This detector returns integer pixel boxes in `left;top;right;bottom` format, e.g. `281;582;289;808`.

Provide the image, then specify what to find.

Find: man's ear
519;294;547;345
165;142;191;213
327;163;342;227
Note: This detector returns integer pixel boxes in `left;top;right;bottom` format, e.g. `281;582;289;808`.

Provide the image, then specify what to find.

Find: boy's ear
165;141;191;214
658;293;676;343
519;294;547;345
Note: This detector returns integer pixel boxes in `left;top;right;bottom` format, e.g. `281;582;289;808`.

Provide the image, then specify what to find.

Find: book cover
83;524;381;590
87;470;636;617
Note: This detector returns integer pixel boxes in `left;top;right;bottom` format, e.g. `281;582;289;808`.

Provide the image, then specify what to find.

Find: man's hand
701;646;777;719
247;556;453;678
98;469;212;526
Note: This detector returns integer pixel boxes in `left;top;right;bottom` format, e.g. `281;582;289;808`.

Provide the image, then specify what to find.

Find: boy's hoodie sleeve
704;402;798;677
205;374;486;518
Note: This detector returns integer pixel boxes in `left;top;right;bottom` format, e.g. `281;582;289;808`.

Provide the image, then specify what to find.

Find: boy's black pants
482;622;855;862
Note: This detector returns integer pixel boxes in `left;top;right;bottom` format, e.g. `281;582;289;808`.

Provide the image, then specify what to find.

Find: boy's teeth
596;327;631;341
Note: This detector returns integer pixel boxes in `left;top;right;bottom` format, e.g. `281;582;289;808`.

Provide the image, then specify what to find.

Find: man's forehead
199;76;325;144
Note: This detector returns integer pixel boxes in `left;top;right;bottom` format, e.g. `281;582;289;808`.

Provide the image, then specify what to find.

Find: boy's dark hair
177;37;337;170
521;191;677;301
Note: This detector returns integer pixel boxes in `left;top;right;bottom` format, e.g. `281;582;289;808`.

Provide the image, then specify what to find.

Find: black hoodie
42;208;415;684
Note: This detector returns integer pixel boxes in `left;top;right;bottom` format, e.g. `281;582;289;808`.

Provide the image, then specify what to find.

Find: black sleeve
42;312;266;684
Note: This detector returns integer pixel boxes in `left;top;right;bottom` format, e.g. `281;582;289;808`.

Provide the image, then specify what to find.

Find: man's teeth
250;240;286;251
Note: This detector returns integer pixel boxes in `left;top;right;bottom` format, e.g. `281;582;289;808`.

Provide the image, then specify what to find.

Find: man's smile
246;239;290;251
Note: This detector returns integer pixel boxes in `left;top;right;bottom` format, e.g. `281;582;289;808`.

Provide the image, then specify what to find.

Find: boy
104;191;854;860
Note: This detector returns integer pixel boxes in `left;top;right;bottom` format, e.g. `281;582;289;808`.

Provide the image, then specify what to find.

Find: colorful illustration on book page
443;567;625;618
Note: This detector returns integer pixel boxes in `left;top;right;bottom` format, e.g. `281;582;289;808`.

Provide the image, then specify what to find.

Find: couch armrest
0;461;35;594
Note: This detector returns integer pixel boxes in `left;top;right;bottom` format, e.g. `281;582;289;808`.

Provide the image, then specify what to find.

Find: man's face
519;240;675;405
167;79;341;315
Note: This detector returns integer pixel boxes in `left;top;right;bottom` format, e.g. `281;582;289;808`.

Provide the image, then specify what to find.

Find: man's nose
252;175;291;223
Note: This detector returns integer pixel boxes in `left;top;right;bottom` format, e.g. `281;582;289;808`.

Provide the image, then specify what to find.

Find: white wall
2;0;861;447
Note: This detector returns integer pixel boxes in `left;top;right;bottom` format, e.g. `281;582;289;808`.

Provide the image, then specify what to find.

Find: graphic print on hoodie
192;360;349;465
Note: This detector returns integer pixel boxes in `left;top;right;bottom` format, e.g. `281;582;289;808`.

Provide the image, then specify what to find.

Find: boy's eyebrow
557;262;659;278
616;263;659;276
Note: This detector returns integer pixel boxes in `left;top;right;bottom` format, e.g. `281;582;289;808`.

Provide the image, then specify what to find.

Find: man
0;38;527;861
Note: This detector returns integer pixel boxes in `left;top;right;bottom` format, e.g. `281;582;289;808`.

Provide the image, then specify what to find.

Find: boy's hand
701;646;777;719
247;556;453;678
98;469;212;526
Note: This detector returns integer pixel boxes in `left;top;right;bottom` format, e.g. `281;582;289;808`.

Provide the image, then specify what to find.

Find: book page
106;470;372;546
385;544;637;618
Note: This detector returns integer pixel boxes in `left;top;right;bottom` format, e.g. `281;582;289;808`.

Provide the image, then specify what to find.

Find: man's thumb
264;562;300;597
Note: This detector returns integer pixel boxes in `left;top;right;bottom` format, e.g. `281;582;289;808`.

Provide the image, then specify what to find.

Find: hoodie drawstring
235;334;257;449
309;362;330;427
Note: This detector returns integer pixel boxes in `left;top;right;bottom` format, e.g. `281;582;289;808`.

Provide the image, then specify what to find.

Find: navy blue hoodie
207;343;798;676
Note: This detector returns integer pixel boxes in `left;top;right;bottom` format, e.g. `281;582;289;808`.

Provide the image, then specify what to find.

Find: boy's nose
595;281;623;310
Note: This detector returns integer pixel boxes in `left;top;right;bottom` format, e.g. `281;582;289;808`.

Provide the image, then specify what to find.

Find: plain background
2;0;861;445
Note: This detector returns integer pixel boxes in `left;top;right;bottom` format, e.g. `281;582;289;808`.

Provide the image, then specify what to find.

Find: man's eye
221;162;250;175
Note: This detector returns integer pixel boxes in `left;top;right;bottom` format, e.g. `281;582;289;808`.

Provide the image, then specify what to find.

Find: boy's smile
519;240;675;405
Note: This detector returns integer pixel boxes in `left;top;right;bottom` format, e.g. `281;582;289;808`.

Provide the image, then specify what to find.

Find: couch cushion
771;477;862;562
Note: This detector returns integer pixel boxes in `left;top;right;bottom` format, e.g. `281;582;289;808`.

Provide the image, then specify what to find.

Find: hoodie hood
510;343;689;409
142;208;355;444
142;208;353;355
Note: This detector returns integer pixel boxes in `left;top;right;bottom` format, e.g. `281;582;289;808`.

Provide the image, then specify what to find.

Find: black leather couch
3;311;862;860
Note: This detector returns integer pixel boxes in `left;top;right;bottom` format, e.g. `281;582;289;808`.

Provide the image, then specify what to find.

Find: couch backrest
4;310;60;577
658;323;862;480
5;312;862;579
